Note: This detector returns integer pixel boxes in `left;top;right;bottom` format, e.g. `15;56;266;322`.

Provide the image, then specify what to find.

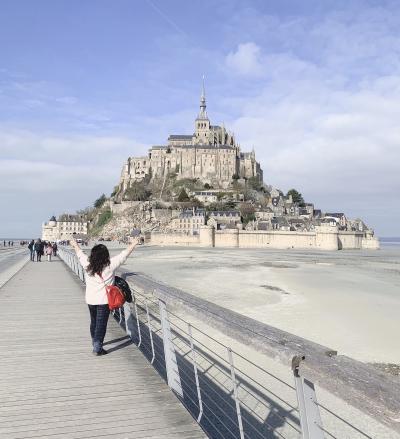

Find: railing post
159;299;183;397
292;356;325;439
188;323;203;422
134;302;142;347
145;300;155;364
123;303;132;337
227;347;245;439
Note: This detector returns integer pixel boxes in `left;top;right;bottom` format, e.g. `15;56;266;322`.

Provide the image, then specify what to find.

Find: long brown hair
87;244;110;276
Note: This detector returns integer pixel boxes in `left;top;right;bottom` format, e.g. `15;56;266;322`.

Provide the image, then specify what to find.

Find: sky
0;0;399;237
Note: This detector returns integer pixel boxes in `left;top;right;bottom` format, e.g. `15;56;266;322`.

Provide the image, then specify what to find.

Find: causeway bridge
0;246;399;438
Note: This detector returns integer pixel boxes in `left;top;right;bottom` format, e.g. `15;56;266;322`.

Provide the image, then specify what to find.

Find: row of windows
179;219;204;223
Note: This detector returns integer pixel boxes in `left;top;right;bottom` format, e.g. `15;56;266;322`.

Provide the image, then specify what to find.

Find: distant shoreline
379;237;400;245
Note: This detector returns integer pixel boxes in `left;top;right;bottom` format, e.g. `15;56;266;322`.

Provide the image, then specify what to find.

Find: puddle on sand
260;262;298;269
260;285;290;295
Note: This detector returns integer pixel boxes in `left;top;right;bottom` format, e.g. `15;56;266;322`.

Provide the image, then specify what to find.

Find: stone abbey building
118;83;263;191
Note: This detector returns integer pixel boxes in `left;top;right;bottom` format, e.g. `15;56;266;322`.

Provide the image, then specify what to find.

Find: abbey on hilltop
118;81;263;191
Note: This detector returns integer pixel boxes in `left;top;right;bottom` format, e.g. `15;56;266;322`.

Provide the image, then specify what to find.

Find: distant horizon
2;236;400;241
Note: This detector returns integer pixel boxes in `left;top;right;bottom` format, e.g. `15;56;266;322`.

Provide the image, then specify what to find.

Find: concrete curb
0;254;30;290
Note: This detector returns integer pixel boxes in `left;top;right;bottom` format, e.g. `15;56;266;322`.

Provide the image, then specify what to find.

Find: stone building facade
118;83;263;192
170;208;206;234
42;215;88;241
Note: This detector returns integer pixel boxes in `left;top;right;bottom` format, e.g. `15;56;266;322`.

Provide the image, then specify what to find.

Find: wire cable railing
58;246;399;439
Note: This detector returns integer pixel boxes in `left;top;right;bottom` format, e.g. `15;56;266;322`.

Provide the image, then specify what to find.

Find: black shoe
93;348;108;356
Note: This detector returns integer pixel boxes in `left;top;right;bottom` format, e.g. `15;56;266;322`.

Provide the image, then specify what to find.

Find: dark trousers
35;250;41;261
88;304;110;352
29;249;34;261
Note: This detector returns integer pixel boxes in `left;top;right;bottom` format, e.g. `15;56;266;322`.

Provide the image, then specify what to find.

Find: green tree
177;188;190;202
124;182;151;201
97;209;112;228
207;201;236;211
247;177;262;191
239;203;256;225
94;194;107;208
287;189;305;205
110;186;119;197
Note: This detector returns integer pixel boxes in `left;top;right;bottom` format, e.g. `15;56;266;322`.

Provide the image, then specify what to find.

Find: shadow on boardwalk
112;278;301;439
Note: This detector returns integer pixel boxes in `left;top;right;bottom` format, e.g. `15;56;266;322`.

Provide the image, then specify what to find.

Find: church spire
198;75;208;120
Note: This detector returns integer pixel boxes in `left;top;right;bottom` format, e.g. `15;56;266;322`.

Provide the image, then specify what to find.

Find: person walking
28;240;35;261
52;242;58;257
34;239;43;262
70;236;140;356
46;243;53;262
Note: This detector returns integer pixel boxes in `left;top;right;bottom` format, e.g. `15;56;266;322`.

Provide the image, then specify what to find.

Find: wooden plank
0;260;204;439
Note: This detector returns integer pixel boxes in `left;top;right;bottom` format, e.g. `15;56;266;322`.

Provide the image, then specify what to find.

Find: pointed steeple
197;75;208;120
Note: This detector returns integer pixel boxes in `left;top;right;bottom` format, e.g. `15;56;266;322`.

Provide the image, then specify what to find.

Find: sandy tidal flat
122;245;400;364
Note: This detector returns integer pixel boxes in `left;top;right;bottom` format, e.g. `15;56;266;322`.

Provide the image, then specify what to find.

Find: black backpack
114;276;134;303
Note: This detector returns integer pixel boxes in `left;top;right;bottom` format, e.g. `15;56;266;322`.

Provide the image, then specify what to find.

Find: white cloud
0;130;146;165
221;6;400;235
0;159;116;192
0;130;150;199
225;42;264;77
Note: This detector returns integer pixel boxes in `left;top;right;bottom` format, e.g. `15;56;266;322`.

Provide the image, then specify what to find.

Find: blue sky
1;0;399;237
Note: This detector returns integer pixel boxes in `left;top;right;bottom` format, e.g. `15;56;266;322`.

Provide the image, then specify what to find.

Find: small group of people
3;240;14;246
28;239;58;262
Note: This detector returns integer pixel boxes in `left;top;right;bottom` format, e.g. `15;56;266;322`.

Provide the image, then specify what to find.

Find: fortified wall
149;225;380;250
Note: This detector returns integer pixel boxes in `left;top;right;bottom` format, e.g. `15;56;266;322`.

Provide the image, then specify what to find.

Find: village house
269;196;286;216
42;215;88;241
254;207;274;221
170;208;206;234
325;212;348;229
192;189;244;205
271;217;290;231
207;210;242;230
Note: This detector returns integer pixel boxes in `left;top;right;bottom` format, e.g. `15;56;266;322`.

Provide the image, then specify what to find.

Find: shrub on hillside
94;194;107;208
124;182;152;201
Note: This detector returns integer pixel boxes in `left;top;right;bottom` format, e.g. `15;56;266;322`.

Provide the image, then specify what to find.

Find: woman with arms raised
70;237;140;356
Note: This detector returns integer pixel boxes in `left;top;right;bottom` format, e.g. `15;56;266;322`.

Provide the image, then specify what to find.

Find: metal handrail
57;246;399;439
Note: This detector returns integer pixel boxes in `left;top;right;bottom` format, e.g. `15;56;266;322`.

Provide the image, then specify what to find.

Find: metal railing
57;247;399;439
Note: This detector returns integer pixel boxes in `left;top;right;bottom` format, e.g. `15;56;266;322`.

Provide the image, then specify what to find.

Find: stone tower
194;77;210;144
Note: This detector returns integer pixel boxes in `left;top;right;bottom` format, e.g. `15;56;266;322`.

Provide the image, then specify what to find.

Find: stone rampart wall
215;229;239;247
362;237;380;249
338;231;363;250
149;226;379;250
150;232;200;246
237;230;317;249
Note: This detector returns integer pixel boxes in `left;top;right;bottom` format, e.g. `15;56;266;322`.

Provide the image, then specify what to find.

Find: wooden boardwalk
0;259;205;439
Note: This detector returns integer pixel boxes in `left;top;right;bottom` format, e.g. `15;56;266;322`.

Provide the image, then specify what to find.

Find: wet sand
124;245;400;364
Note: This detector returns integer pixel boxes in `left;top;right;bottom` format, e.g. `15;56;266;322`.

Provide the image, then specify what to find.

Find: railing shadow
112;304;300;439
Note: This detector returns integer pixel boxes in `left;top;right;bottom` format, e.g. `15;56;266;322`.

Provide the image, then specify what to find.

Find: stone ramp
0;259;205;439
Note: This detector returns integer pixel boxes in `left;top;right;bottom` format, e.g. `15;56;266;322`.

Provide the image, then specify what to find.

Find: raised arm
70;237;89;268
70;237;81;255
110;237;141;270
126;236;140;256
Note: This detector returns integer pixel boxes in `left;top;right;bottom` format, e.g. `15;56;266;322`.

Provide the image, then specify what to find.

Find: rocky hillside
97;204;177;241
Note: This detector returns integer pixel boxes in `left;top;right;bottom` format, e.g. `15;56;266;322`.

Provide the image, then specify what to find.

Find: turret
49;216;57;227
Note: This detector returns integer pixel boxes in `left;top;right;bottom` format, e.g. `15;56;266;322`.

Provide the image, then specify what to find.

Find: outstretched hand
70;236;80;251
128;236;141;246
